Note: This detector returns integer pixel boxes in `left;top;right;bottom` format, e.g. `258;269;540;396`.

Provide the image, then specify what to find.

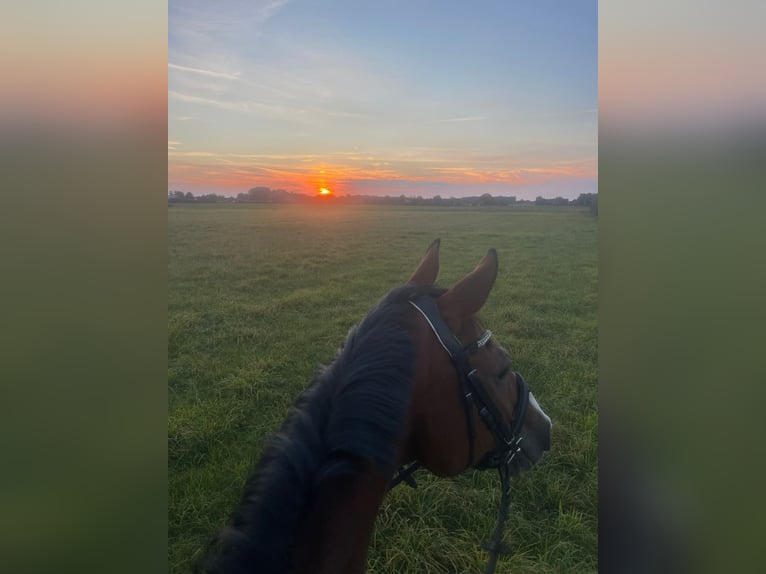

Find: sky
169;0;597;199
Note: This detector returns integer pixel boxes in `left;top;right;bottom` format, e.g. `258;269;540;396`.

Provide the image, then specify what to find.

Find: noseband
388;294;532;574
408;294;530;471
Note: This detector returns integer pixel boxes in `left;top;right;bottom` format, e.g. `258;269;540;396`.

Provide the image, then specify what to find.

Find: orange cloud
168;150;596;195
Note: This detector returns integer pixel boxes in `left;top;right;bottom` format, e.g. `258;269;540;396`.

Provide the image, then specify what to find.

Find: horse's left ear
439;248;498;316
407;238;440;285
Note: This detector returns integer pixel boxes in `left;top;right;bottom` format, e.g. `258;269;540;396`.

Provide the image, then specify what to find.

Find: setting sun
319;188;332;196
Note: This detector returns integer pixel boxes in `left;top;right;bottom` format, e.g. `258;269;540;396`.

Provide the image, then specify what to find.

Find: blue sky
169;0;597;198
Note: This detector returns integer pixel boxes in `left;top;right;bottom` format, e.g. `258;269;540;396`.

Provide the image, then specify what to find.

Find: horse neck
292;465;390;574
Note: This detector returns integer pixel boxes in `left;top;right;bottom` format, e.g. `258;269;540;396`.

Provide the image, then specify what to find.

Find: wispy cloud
427;161;597;184
168;90;287;115
256;0;290;24
168;90;365;123
168;63;240;80
437;115;488;123
170;0;291;45
168;150;220;158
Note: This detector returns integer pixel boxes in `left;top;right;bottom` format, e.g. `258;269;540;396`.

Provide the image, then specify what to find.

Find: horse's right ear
438;248;498;317
407;239;440;286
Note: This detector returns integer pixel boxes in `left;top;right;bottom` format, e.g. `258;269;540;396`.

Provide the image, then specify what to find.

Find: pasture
168;204;597;573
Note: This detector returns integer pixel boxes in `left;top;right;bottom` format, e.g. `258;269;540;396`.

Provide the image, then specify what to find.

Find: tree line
168;187;597;214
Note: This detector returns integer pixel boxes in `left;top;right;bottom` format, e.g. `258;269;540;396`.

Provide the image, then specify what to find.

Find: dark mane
198;284;445;574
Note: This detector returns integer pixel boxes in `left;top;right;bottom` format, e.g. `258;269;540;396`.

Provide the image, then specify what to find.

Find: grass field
168;204;598;573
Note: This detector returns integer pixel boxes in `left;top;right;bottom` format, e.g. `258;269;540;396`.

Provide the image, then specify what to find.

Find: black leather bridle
408;294;530;471
388;293;532;574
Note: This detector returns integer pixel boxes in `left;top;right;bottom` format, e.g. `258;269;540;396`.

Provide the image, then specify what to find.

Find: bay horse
198;239;552;574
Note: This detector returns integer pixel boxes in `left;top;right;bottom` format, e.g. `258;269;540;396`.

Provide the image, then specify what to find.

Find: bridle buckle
505;436;523;464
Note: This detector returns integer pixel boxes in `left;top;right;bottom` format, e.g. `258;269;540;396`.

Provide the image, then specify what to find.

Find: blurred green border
1;4;168;574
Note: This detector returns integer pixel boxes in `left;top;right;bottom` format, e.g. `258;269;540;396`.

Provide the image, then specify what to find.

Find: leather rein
388;294;531;574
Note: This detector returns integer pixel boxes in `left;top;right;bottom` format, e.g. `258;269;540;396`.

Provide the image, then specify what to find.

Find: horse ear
439;248;498;316
407;238;440;285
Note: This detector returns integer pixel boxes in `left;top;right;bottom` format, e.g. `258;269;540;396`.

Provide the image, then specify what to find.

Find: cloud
256;0;290;24
168;89;366;124
168;148;597;195
168;63;240;80
168;90;285;115
170;0;290;44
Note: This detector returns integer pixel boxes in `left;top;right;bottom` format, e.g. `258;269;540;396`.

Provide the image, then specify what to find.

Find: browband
409;296;491;357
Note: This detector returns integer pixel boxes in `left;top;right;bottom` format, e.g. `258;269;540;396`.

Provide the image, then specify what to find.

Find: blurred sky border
168;0;598;198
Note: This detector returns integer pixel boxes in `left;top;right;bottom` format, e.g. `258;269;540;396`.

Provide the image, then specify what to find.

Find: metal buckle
505;436;523;464
475;330;492;348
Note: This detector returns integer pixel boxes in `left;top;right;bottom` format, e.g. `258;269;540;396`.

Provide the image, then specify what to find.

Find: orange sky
168;147;597;198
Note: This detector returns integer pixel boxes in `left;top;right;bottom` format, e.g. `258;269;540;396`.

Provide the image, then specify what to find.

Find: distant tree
572;192;596;206
479;193;494;206
247;186;273;201
535;195;568;206
571;192;598;215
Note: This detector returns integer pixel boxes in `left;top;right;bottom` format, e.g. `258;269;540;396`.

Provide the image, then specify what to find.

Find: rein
388;294;531;574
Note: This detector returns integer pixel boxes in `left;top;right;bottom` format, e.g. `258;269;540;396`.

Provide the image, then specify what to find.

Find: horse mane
198;284;445;574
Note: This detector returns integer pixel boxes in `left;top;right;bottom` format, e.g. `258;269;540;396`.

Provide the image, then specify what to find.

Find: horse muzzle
508;391;551;475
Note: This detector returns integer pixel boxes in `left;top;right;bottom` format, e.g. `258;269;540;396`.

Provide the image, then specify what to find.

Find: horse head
404;239;552;478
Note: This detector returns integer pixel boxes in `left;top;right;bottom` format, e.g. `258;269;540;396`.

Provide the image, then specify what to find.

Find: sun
319;187;332;196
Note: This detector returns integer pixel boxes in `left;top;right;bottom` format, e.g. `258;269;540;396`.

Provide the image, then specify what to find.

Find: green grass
168;204;597;573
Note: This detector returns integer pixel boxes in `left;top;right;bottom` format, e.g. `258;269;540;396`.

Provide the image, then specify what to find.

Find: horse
198;239;552;574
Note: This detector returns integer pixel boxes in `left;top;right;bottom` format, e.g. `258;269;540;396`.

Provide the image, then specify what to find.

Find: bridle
408;294;530;472
388;294;532;574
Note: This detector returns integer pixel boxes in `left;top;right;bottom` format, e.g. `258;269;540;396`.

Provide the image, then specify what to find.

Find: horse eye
497;365;510;380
